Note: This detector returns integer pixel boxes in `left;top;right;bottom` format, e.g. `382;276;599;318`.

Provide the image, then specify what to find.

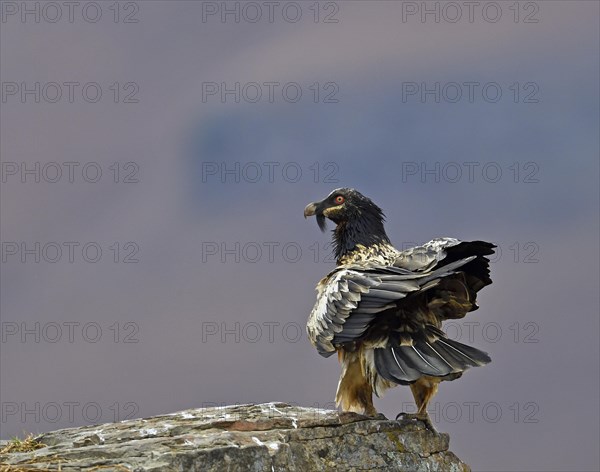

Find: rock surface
0;402;470;471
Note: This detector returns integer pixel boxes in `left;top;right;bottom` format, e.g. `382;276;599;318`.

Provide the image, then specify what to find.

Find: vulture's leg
336;349;378;416
396;377;440;433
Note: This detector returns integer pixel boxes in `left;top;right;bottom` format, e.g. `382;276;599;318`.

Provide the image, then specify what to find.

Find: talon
395;412;439;434
417;414;439;435
395;412;418;421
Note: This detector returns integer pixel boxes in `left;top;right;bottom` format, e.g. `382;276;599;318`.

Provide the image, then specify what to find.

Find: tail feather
426;339;470;370
437;337;491;366
375;347;421;385
417;341;461;372
395;344;454;377
374;334;490;385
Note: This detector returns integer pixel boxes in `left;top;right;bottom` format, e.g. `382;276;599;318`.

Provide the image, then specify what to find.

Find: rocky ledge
0;402;469;471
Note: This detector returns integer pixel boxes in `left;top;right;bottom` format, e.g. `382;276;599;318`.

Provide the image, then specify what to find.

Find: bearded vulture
304;188;494;431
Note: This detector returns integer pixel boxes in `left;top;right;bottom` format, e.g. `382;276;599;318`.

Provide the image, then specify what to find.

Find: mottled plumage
304;188;494;429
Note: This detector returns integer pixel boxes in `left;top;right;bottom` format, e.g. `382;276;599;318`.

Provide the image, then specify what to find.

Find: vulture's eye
334;195;345;204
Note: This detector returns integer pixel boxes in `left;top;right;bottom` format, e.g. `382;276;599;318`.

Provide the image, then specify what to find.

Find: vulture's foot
395;412;439;434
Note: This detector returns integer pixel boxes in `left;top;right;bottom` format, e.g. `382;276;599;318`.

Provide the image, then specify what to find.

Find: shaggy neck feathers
333;211;390;263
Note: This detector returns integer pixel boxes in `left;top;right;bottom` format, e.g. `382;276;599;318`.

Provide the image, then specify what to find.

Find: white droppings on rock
139;428;158;436
268;404;285;416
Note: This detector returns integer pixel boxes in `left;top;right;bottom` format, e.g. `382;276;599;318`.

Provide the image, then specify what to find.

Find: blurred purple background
1;2;598;470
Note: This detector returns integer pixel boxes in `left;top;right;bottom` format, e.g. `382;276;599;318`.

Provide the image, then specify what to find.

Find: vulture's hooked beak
304;201;328;232
303;202;318;218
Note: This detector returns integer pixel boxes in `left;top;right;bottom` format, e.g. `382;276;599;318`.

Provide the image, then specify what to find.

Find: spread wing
306;239;495;357
392;237;462;271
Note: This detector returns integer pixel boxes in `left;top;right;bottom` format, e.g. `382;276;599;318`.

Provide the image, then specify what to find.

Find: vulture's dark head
304;188;390;259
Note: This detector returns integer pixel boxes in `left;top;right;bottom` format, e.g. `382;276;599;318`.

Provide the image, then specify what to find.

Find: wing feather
307;239;495;357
